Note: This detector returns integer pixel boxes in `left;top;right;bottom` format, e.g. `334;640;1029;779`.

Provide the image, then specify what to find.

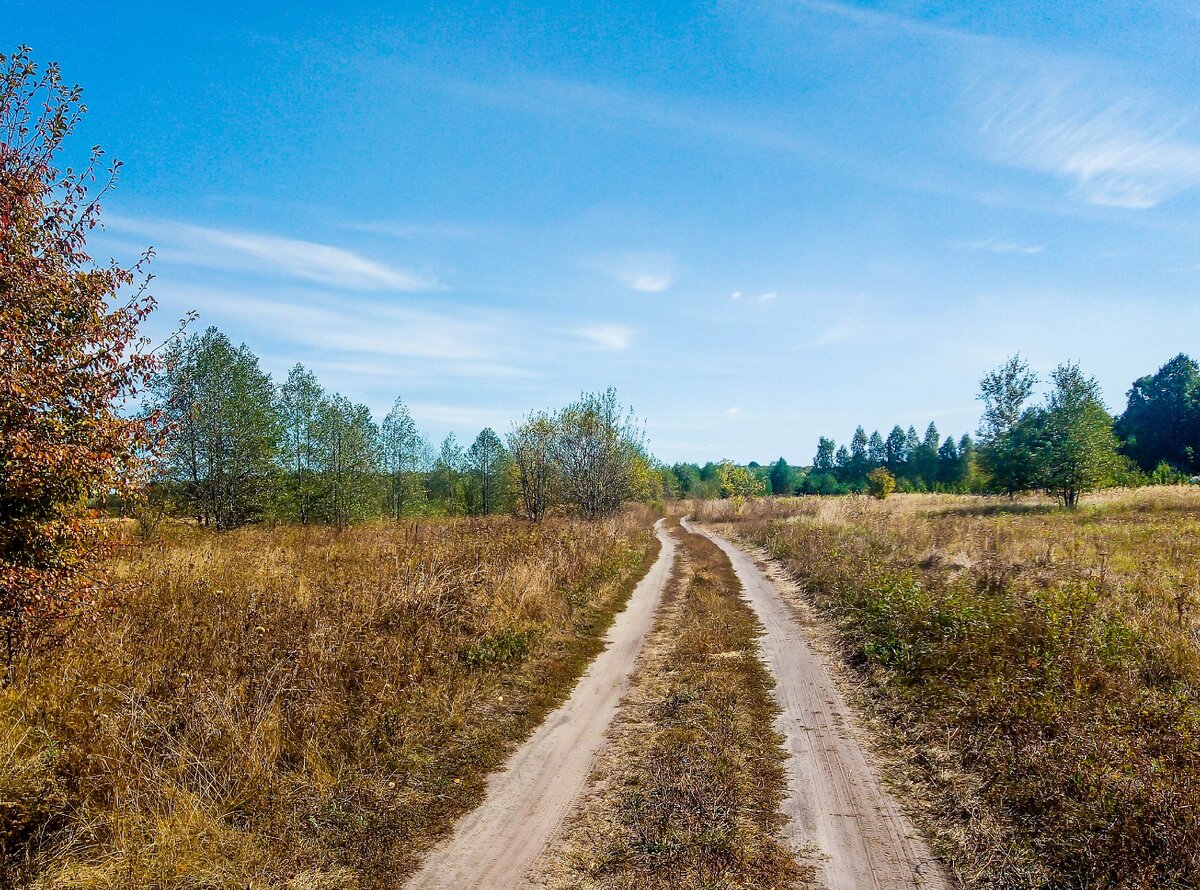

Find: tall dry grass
0;510;657;889
710;487;1200;889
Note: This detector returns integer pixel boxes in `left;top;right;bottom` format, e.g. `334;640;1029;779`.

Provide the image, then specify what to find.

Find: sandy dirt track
688;520;953;890
405;519;676;890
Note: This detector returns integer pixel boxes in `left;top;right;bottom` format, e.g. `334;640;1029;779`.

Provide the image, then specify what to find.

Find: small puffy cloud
725;406;742;415
589;252;676;293
730;290;742;300
573;324;634;351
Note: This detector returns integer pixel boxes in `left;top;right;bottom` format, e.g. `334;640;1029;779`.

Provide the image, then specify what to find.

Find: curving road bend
687;518;953;890
406;519;676;890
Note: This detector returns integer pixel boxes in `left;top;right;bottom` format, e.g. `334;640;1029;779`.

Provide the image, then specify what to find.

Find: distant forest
141;326;660;528
665;353;1200;507
141;329;1200;524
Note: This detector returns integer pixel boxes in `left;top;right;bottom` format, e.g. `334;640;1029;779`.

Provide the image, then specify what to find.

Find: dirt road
405;519;676;890
688;520;953;890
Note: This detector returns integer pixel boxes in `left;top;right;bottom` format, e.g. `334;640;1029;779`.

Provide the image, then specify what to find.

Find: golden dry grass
0;510;658;889
702;487;1200;889
542;520;808;890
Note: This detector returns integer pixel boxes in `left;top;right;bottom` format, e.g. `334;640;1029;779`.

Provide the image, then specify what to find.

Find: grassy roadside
541;520;808;890
1;510;659;889
699;490;1200;889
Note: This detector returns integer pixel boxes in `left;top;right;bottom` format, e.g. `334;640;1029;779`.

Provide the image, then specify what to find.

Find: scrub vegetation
696;488;1200;889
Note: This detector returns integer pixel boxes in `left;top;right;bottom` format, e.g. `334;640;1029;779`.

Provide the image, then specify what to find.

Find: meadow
695;487;1200;889
0;511;657;889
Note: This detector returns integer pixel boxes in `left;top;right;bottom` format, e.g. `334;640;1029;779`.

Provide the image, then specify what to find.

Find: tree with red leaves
0;47;181;674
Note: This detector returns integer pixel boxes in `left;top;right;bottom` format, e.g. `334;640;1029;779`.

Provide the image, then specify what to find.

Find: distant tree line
663;352;1200;509
147;326;659;528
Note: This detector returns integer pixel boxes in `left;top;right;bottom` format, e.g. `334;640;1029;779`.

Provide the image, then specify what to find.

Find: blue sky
5;1;1200;463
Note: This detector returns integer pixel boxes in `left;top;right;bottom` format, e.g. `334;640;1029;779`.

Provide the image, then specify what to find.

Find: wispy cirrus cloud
166;284;526;373
573;323;634;351
398;66;806;154
106;215;436;290
951;237;1045;255
977;77;1200;209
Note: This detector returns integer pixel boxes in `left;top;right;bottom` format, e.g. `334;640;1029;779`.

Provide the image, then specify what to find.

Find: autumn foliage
0;47;165;667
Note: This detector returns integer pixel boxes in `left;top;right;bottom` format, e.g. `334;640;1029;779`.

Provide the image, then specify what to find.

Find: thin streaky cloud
106;215;436;291
977;78;1200;209
775;0;993;47
951;238;1045;255
338;219;492;242
168;285;522;368
757;291;779;301
393;65;807;154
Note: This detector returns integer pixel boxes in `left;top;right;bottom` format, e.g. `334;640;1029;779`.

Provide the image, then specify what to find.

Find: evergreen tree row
659;352;1200;508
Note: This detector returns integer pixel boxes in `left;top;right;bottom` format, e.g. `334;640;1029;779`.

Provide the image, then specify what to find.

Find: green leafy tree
379;397;427;518
671;462;702;497
508;411;558;521
1039;363;1122;508
848;426;870;483
1116;353;1200;473
867;430;886;466
466;427;507;515
884;425;907;471
553;388;646;518
813;437;836;472
977;355;1040;496
978;354;1038;440
717;461;767;499
278;364;325;522
768;457;792;495
152;327;280;529
867;467;896;499
317;394;380;527
936;436;961;488
430;433;466;515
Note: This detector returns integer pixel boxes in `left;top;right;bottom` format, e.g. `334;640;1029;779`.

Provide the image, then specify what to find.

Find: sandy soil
687;519;953;890
405;519;676;890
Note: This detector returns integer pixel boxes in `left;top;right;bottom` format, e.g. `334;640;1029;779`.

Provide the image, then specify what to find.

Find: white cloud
951;237;1045;255
730;290;742;301
757;291;778;301
725;406;742;415
573;324;634;351
106;215;436;291
163;284;533;381
588;252;675;293
631;273;672;292
977;77;1200;209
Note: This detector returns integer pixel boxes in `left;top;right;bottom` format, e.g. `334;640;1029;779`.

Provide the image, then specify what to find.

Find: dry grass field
694;487;1200;889
0;510;657;889
542;520;805;889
